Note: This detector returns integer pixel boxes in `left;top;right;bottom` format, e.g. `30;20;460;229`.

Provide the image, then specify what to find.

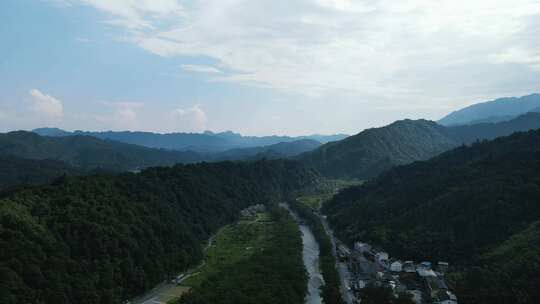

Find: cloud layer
29;89;64;119
62;0;540;105
171;105;208;132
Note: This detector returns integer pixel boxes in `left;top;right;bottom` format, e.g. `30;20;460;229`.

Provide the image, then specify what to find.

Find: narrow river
281;203;324;304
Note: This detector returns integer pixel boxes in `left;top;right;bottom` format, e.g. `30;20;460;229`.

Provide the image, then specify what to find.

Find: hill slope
0;131;203;171
438;93;540;126
299;113;540;179
210;139;321;161
0;160;323;304
0;156;85;190
322;130;540;303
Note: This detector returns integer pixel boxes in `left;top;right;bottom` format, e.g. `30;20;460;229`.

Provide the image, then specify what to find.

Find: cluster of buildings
338;241;458;304
240;204;265;218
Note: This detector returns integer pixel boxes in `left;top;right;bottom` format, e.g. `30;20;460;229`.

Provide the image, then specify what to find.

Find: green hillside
300;113;540;180
0;160;323;304
322;130;540;303
0;131;203;171
0;156;85;190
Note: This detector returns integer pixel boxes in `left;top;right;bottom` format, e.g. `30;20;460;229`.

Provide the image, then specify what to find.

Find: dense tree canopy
0;156;85;191
0;131;202;172
323;130;540;303
0;160;323;304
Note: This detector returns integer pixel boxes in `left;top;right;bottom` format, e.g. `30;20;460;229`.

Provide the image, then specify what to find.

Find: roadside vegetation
177;207;307;304
289;198;345;304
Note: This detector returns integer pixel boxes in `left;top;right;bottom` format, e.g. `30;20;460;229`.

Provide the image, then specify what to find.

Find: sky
1;0;540;136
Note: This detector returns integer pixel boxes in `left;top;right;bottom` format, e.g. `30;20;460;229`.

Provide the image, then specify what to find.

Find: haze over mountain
209;139;322;162
438;93;540;126
32;128;346;153
0;131;203;172
322;129;540;303
300;112;540;179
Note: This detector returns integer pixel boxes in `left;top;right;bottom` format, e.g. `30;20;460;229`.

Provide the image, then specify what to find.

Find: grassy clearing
328;179;364;190
297;193;334;210
180;212;273;288
177;207;307;304
297;179;364;210
160;286;190;304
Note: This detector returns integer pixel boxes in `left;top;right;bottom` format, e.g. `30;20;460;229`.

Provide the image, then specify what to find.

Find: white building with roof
390;261;403;272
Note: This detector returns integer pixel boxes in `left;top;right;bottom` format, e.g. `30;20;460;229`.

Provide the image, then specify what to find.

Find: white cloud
75;0;185;29
489;48;540;70
29;89;64;119
58;0;540;113
95;101;143;129
76;37;100;44
181;64;223;74
171;105;208;132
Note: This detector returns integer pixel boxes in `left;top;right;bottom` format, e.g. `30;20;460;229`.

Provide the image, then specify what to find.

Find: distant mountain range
322;129;540;303
438;93;540;126
0;131;203;172
0;131;324;184
299;112;540;179
32;128;347;153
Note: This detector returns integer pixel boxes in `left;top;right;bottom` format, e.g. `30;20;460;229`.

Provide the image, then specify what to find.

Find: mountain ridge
32;128;347;153
322;129;540;303
299;112;540;179
438;93;540;126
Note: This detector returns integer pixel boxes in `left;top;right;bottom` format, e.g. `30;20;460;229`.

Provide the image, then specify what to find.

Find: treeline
0;131;202;172
322;130;540;303
0;160;323;304
178;207;307;304
0;155;85;191
288;199;344;304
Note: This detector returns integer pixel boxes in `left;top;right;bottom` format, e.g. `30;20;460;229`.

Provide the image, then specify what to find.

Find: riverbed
281;203;324;304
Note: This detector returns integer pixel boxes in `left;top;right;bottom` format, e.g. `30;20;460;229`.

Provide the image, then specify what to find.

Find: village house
437;262;449;274
390;260;403;272
346;240;458;304
418;261;432;270
403;261;416;273
354;242;371;253
433;290;458;304
375;251;389;262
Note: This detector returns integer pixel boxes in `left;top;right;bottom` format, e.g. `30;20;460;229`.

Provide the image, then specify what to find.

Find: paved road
318;212;356;304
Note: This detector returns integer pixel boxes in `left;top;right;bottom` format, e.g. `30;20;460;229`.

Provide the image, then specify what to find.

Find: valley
3;94;540;304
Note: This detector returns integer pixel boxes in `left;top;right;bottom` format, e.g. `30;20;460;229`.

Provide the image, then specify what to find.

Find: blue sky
1;0;540;135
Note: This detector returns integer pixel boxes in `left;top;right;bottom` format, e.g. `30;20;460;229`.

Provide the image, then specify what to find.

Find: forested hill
209;139;322;161
0;160;324;304
299;112;540;179
0;131;203;171
438;93;540;126
322;130;540;303
0;156;85;191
